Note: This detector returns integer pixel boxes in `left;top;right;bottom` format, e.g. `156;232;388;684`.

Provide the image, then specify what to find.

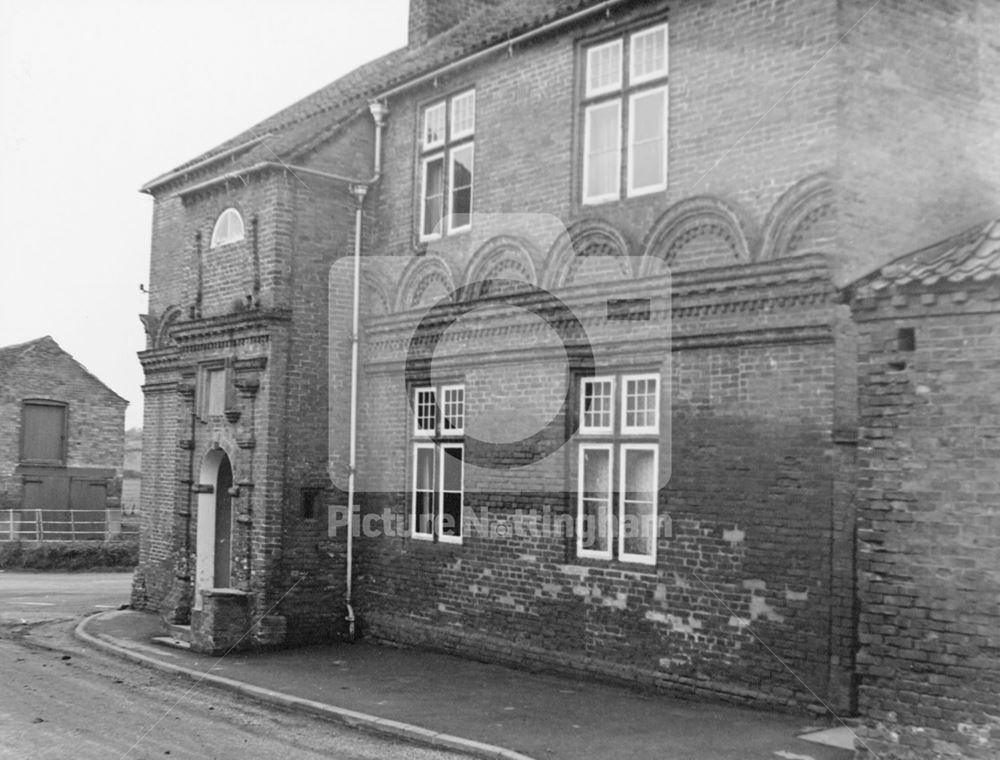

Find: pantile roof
849;218;1000;299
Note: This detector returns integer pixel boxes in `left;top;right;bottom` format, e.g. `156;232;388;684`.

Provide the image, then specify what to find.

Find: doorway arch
194;448;234;608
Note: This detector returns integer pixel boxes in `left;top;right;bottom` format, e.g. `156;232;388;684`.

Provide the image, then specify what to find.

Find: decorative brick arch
639;196;754;275
759;173;834;260
394;255;457;312
542;219;633;290
155;305;183;348
461;236;538;299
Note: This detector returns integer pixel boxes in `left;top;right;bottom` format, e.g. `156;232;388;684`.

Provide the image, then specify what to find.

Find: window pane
631;25;668;83
451;91;475;138
624;375;658;431
442;386;464;433
441;446;463;537
207;369;226;416
586;40;622;96
580;448;611;552
629;89;667;193
584;101;621;202
582;379;613;431
422;157;445;237
414;447;435;536
621;447;656;559
424;102;445;148
449;145;474;230
415;388;436;433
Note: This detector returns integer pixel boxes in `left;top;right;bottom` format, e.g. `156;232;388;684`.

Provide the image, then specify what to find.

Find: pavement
75;609;858;760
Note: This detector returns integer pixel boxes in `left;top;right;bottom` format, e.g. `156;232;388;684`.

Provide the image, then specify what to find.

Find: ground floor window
577;372;660;565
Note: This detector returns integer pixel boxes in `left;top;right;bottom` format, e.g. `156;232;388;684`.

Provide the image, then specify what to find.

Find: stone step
168;624;192;643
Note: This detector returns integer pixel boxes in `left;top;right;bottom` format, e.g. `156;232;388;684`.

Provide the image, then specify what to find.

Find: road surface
0;572;468;760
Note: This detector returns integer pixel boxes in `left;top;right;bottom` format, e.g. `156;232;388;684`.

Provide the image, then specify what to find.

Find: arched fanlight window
210;208;245;248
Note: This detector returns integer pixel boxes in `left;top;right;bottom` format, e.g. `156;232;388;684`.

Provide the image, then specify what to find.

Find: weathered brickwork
850;274;1000;759
134;0;1000;731
0;336;126;512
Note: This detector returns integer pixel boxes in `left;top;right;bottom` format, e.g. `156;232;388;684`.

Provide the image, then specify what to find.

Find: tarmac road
0;573;469;760
0;570;132;626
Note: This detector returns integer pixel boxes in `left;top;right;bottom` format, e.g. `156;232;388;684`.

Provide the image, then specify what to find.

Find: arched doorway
213;455;233;588
195;448;234;607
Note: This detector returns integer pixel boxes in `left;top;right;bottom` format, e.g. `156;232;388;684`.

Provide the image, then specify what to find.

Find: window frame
409;383;465;543
620;372;660;435
198;363;228;421
210;207;245;248
580;20;669;206
577;443;614;561
418;88;475;242
617;442;659;566
579;376;616;435
575;372;660;566
411;442;437;541
436;443;464;544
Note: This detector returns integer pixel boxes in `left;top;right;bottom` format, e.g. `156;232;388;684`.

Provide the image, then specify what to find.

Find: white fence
1;508;122;541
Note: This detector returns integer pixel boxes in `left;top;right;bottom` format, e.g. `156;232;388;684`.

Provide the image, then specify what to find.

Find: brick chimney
408;0;491;46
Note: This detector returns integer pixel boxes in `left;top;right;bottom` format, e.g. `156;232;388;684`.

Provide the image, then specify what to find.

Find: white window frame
580;21;669;206
577;443;614;561
450;90;476;140
210;208;245;248
413;387;437;437
418;89;475;242
447;143;474;234
580;376;615;435
620;373;660;435
411;442;436;541
436;443;464;544
617;442;659;566
582;101;622;205
419;154;446;241
423;101;446;150
629;23;669;85
585;39;623;97
440;384;465;436
626;85;669;197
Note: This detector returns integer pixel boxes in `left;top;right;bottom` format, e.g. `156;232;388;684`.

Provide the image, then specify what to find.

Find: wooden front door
213;456;233;588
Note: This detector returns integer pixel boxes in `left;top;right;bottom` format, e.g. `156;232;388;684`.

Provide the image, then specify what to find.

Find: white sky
0;0;410;429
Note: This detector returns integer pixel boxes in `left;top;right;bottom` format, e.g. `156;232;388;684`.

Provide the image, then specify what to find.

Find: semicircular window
210;208;245;248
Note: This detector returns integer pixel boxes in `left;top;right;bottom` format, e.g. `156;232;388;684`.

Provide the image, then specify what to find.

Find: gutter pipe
342;101;386;641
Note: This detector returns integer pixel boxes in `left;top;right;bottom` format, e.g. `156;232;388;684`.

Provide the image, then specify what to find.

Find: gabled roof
141;0;622;194
0;336;129;405
848;218;1000;299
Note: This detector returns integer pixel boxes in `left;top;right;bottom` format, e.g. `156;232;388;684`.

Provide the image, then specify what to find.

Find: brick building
133;0;1000;749
0;336;127;539
845;220;1000;760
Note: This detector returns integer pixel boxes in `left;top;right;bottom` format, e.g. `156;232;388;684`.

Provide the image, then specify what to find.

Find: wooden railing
0;508;122;541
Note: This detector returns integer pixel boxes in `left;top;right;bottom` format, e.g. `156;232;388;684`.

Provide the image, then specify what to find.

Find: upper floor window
420;90;475;241
197;365;228;420
581;22;668;205
210;208;245;248
577;373;660;565
21;400;67;463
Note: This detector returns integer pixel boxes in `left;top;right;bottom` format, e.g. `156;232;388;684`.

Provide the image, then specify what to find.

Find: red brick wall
374;0;839;264
852;285;1000;759
346;257;857;712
